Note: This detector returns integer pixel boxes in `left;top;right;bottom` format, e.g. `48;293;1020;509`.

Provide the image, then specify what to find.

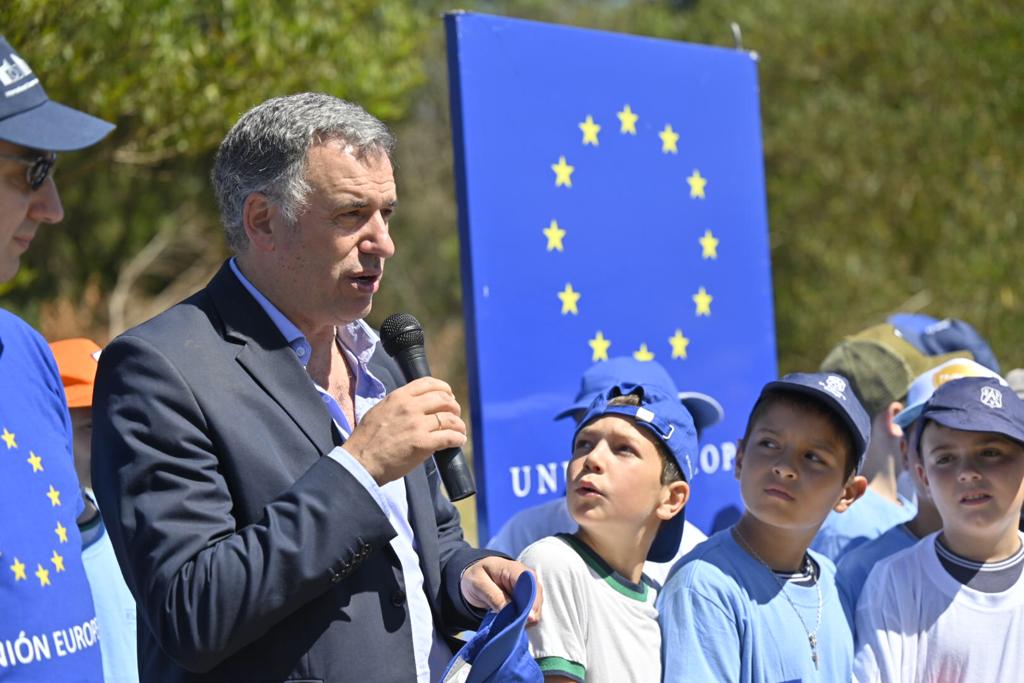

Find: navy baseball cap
758;372;872;470
440;571;542;683
916;376;1024;447
574;382;698;563
0;37;114;151
889;313;1000;374
555;356;724;434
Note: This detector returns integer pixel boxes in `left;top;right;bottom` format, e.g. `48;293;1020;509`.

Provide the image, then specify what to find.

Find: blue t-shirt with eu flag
0;309;103;680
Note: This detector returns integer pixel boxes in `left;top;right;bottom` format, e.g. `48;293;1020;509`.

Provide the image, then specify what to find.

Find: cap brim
464;570;537;682
647;507;685;563
893;402;924;429
920;408;1024;447
679;391;724;431
762;380;867;462
0;100;114;151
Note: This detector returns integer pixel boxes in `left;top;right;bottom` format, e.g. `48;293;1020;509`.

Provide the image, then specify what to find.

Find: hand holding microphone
341;313;476;500
379;313;477;501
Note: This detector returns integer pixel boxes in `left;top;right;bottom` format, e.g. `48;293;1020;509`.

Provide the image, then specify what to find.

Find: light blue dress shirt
230;259;450;682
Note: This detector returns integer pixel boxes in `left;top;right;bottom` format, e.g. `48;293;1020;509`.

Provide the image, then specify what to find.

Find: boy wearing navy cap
660;373;869;682
853;377;1024;682
519;382;695;682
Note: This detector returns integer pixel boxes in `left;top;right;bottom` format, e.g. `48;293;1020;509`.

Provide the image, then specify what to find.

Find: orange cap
48;338;102;408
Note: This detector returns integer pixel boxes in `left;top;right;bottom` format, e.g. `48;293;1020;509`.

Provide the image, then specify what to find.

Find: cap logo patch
0;52;39;98
980;386;1003;409
819;375;848;401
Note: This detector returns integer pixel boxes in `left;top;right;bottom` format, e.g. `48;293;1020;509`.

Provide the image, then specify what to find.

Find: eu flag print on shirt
445;13;777;540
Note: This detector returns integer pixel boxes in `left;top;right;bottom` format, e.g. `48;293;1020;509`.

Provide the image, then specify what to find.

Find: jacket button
391;590;406;606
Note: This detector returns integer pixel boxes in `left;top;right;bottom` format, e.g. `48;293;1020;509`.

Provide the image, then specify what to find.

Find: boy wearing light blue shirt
660;373;870;682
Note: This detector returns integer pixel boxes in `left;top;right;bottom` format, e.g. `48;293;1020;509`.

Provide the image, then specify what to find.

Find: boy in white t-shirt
837;358;1003;617
518;382;695;682
854;376;1024;682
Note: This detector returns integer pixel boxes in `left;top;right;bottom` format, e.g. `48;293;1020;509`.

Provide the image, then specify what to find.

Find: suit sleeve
91;334;399;673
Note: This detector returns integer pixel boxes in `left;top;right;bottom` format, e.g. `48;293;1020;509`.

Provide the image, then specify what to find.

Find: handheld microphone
380;312;476;501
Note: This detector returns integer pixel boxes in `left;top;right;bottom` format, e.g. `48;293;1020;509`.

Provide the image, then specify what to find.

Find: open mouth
960;492;993;505
575;480;603;497
349;273;381;292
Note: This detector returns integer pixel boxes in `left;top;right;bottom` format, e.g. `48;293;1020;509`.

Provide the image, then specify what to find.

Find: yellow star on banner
10;557;26;581
1;428;16;449
35;564;50;587
687;169;707;199
669;330;691;359
633;344;655;362
46;484;61;507
659;124;680;154
543;220;566;252
693;287;713;317
55;521;68;544
27;451;43;472
589;331;611;362
617;105;638;134
578;115;601;146
551;156;574;187
51;550;65;573
557;283;581;315
699;230;719;259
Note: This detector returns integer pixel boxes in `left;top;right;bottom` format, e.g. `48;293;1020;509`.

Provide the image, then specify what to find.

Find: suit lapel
208;262;337;457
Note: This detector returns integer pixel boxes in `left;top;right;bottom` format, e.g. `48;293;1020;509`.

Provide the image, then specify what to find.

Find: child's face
737;400;858;532
919;422;1024;539
567;415;686;533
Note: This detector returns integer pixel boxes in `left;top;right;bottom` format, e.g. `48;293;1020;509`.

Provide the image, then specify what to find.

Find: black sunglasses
0;151;58;191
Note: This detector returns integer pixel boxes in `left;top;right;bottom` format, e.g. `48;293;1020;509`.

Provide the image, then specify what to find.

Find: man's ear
833;474;868;513
734;438;745;481
658;480;690;521
242;192;279;253
883;401;904;438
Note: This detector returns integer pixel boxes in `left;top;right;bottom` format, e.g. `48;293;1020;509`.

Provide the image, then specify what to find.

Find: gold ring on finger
435;413;443;431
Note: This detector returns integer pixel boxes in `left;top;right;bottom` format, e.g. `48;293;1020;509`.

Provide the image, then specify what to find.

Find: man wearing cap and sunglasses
0;36;114;682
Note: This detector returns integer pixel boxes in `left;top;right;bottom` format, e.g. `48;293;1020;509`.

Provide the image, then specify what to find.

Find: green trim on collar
537;655;585;681
557;533;650;602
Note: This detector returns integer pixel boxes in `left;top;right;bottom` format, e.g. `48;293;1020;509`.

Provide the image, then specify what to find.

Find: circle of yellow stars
4;426;70;587
542;104;721;363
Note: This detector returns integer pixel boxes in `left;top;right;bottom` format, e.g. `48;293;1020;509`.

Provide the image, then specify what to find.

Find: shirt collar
228;258;381;369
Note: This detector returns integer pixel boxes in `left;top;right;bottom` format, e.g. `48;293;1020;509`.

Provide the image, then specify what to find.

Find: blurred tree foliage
2;0;1020;543
1;0;429;332
2;0;1021;378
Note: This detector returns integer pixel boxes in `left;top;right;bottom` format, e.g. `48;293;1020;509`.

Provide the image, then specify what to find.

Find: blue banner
446;12;777;542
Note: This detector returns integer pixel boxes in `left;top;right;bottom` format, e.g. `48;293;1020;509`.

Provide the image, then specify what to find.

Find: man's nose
29;177;65;225
360;211;395;258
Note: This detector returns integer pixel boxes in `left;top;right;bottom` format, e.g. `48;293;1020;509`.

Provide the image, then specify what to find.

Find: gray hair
212;92;395;252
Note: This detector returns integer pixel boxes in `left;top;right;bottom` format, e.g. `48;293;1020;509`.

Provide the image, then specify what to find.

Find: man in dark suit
92;92;538;682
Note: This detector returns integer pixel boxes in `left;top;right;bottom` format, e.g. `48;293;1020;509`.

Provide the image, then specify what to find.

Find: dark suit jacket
92;262;495;682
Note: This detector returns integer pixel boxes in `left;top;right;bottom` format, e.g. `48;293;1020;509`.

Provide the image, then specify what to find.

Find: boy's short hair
606;393;683;485
574;382;698;562
742;372;871;480
915;376;1024;448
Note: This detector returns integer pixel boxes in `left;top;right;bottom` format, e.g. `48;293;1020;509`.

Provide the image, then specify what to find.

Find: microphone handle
393;346;477;501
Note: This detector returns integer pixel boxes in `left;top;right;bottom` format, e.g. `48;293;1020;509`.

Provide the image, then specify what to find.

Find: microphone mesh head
380;313;424;356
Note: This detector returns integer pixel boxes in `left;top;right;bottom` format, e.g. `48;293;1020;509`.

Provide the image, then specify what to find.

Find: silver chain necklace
732;526;823;670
